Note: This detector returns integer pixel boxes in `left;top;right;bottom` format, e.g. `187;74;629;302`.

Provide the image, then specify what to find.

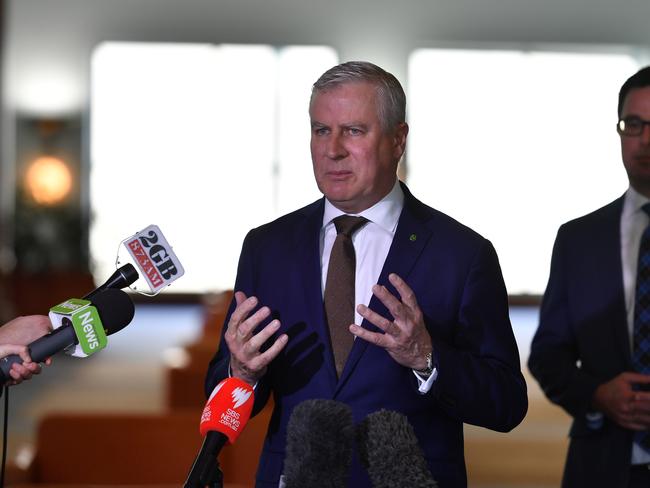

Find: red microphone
184;378;254;487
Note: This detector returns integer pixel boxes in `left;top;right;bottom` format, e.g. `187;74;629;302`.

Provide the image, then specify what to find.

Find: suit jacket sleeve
427;238;528;432
528;224;602;418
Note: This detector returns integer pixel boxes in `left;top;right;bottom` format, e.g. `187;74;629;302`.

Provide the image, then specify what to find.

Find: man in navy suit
529;66;650;488
206;61;527;487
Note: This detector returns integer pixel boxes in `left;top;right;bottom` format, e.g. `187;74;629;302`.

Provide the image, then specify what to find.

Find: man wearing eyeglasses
529;66;650;488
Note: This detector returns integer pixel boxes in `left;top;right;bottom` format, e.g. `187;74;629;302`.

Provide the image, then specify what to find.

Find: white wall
5;0;650;116
2;0;650;283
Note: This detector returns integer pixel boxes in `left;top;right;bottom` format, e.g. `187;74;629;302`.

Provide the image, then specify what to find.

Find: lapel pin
409;234;417;241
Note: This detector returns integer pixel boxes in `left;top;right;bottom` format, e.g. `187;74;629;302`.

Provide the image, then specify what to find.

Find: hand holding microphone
0;289;135;385
0;344;40;385
0;315;53;384
0;224;184;386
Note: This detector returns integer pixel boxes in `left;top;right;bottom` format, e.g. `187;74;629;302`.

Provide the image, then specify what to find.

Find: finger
633;413;650;426
226;295;259;335
620;420;647;430
0;344;28;358
237;307;272;340
632;391;650;403
234;291;248;307
370;284;406;322
357;304;399;336
249;334;289;370
388;273;420;310
23;363;42;375
350;324;392;348
245;320;281;353
621;372;650;383
17;349;32;364
9;364;32;381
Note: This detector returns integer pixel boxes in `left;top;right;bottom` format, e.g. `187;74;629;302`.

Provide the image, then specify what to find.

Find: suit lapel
603;197;632;365
294;199;341;389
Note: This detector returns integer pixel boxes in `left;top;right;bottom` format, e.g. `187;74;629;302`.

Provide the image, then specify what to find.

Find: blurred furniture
7;407;270;487
10;412;201;485
7;289;270;487
1;270;95;319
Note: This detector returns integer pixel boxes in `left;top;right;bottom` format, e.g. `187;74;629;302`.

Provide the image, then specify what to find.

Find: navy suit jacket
528;195;635;487
206;183;527;488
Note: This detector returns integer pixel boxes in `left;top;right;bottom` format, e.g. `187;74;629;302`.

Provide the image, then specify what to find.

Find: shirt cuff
413;367;438;394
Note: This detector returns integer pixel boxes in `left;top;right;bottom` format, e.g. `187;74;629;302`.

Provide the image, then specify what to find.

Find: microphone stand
204;458;223;488
184;434;226;488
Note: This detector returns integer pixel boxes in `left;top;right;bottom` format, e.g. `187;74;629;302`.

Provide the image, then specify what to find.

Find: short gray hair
311;61;406;132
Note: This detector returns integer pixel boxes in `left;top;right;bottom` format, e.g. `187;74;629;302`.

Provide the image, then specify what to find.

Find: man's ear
393;122;409;160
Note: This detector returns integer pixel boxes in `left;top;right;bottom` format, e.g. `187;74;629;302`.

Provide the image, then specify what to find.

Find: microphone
283;399;354;488
83;263;139;301
184;377;254;488
357;409;438;488
0;289;135;383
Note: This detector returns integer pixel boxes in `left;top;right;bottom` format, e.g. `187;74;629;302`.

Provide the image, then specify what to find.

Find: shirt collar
623;185;650;221
322;179;404;233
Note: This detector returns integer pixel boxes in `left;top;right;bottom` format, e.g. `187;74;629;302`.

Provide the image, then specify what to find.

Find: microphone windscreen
357;409;438;488
91;289;135;335
284;399;354;488
200;377;254;443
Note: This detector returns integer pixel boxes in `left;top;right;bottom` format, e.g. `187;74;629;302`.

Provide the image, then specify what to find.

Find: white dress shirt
320;179;437;392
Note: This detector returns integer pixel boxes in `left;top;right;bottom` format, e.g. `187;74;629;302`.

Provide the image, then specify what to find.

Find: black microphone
0;289;135;383
283;399;354;488
357;409;438;488
83;264;139;300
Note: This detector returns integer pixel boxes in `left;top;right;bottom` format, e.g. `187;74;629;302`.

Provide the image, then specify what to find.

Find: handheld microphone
0;289;135;384
283;399;354;488
184;377;254;488
83;263;139;301
357;409;438;488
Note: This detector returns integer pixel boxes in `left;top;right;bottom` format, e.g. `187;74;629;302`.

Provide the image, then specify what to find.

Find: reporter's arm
0;315;52;345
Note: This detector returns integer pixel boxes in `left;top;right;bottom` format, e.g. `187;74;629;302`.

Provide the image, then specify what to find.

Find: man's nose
642;124;650;145
326;134;347;159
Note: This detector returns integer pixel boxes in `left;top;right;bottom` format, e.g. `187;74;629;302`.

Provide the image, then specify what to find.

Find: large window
90;43;337;292
407;48;639;295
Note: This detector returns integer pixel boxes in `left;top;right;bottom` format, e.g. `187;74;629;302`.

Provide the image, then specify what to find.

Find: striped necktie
633;202;650;449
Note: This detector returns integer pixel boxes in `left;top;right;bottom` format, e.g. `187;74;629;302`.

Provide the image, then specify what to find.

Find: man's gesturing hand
350;273;433;371
225;291;288;386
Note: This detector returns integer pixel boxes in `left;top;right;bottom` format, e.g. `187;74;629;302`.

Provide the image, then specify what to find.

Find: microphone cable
0;384;10;488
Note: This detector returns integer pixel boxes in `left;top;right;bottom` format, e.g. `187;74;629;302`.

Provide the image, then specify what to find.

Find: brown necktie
324;215;368;378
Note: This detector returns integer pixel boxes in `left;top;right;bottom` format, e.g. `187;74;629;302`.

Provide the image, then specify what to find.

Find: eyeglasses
617;116;650;137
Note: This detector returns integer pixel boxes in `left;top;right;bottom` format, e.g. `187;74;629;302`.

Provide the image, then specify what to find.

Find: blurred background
1;0;650;486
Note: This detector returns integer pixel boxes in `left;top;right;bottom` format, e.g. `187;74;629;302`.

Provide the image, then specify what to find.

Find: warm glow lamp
24;156;73;205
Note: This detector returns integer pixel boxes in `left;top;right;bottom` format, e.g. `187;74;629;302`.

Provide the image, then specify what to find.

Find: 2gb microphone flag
117;224;185;296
